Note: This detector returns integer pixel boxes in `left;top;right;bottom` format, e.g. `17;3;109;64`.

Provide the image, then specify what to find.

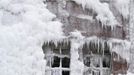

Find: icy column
70;39;84;75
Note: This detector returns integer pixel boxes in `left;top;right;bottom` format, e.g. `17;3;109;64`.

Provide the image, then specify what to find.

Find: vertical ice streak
129;0;134;73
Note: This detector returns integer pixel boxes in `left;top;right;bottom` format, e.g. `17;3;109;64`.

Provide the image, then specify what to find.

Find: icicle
81;0;87;10
101;41;104;52
101;22;104;29
117;53;120;61
53;40;57;47
66;39;69;46
102;43;104;57
108;41;112;52
100;57;103;75
97;40;100;53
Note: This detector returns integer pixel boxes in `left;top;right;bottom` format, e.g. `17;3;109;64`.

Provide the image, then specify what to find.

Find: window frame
45;47;70;75
82;42;111;75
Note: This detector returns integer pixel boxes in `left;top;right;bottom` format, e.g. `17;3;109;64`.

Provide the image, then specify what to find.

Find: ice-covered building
42;0;131;75
0;0;133;75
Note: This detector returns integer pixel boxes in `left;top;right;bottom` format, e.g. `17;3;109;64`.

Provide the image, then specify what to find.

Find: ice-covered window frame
42;41;71;75
82;42;111;75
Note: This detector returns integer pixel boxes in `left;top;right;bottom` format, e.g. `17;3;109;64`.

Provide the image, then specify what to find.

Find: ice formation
0;0;133;75
69;31;131;63
0;0;64;75
114;0;130;19
70;40;84;75
71;0;133;74
72;0;117;29
128;0;134;73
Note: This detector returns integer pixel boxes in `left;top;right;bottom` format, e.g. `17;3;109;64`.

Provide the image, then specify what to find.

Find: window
103;55;111;68
43;42;70;75
84;57;90;67
52;56;60;67
83;42;111;75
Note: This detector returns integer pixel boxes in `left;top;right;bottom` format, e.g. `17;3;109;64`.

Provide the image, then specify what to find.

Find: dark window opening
104;42;110;54
96;64;100;67
103;60;107;67
84;57;90;67
52;56;60;67
62;57;70;68
92;71;100;75
103;60;110;68
62;71;70;75
103;56;110;68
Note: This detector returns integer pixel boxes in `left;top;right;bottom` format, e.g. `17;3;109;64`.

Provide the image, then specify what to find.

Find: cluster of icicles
43;36;130;61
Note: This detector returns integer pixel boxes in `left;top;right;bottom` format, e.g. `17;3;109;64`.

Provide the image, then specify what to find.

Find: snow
0;0;133;75
77;14;93;21
119;71;134;75
70;41;84;75
83;33;131;64
70;39;84;75
69;30;85;40
128;0;134;73
72;0;118;29
114;0;130;18
0;0;64;75
70;30;131;63
70;0;133;72
126;72;134;75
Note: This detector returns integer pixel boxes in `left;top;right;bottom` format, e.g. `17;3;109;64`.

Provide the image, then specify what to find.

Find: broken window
43;41;70;75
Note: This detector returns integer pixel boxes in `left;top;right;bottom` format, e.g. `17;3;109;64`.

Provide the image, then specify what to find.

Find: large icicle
72;0;117;28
